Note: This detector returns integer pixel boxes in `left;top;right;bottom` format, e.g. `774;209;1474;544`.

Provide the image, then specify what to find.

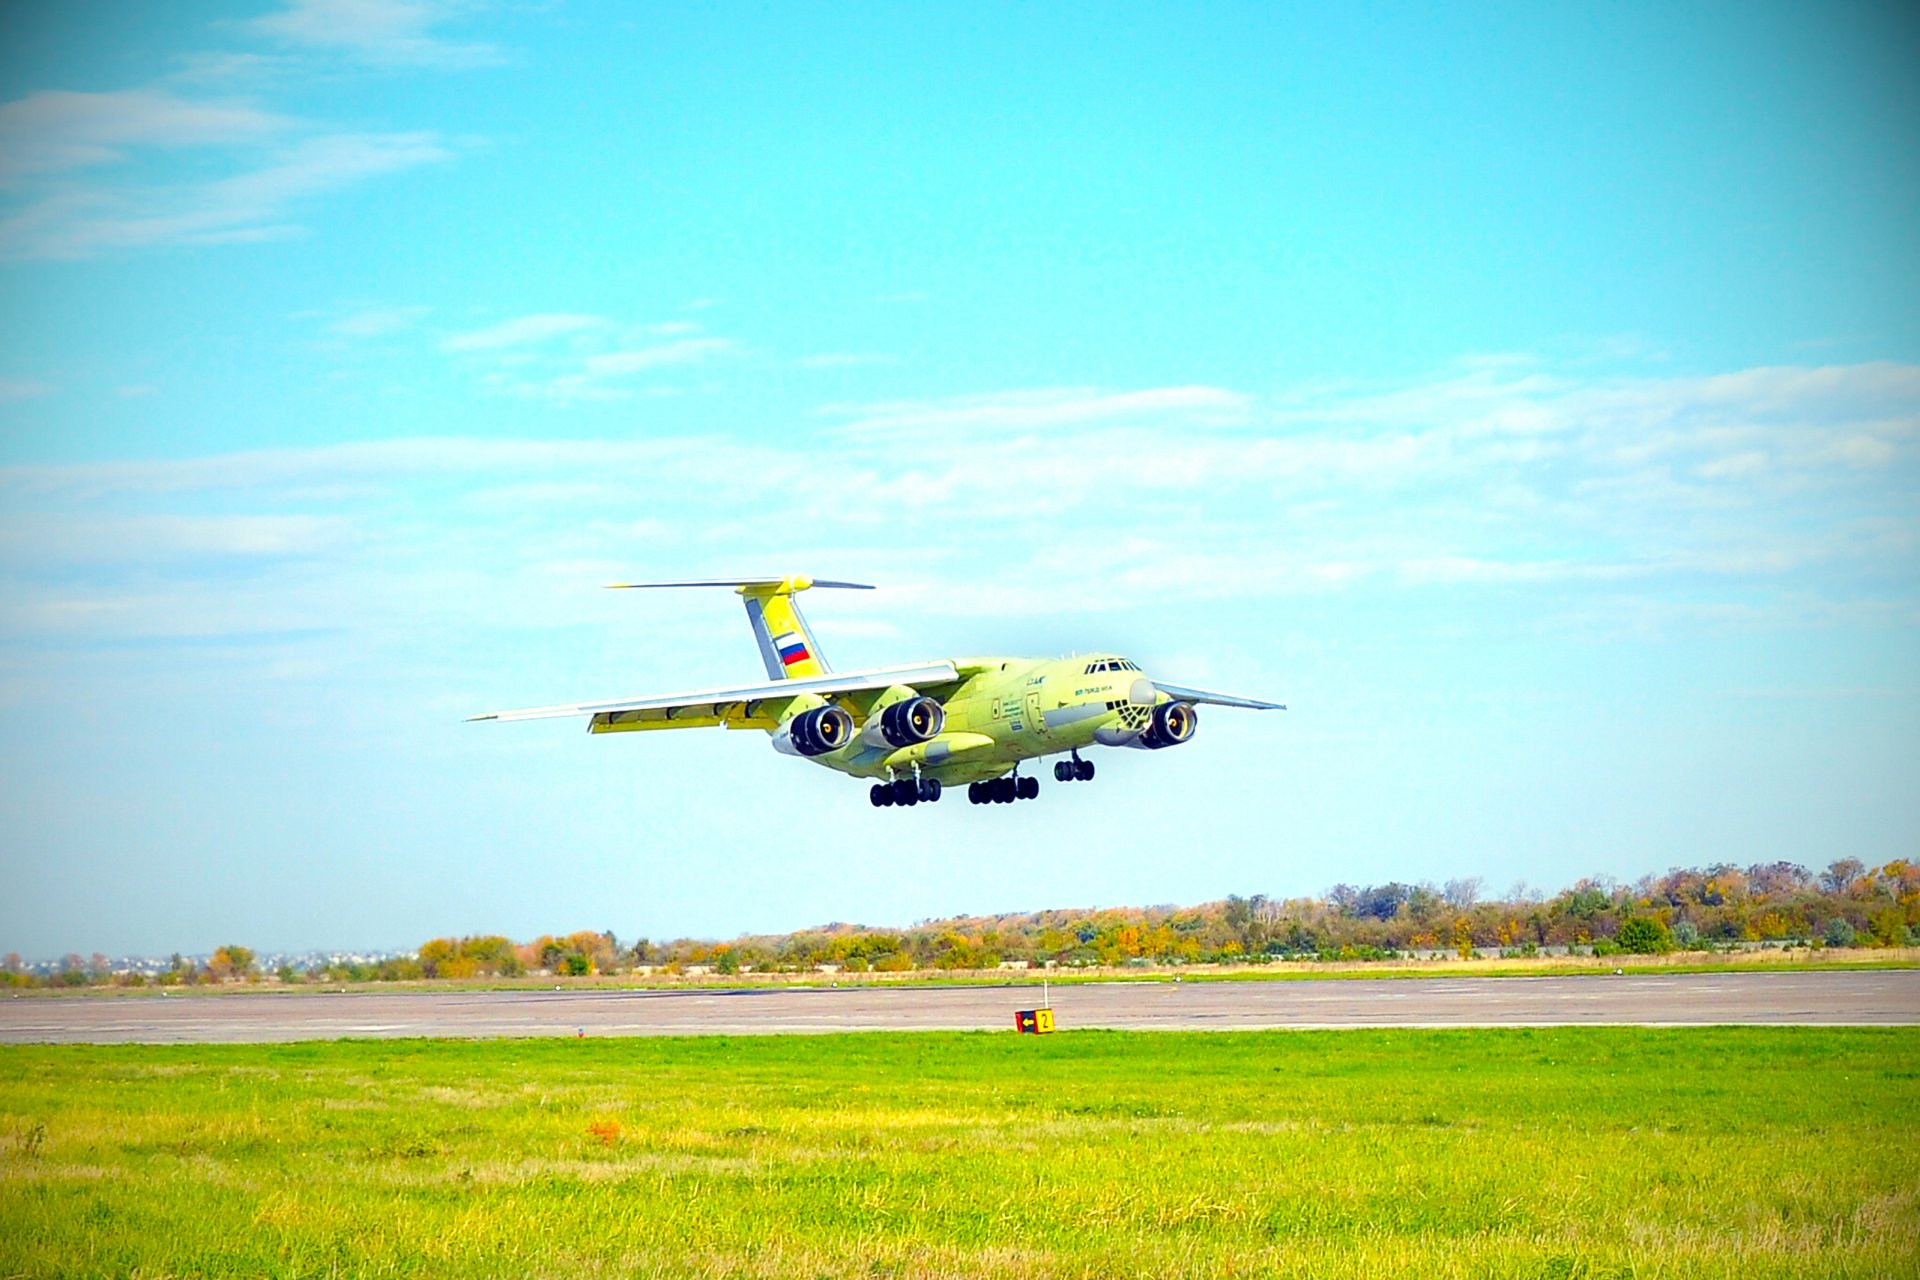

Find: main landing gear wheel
877;777;941;808
970;775;1037;803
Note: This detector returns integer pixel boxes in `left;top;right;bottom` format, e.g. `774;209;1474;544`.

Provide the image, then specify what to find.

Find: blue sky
1;2;1916;958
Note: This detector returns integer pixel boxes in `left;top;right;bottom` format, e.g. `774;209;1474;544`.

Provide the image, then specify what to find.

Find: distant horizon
9;853;1900;966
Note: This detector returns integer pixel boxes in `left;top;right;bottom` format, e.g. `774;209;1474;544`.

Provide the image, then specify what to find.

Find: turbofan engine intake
1138;700;1198;749
774;705;855;757
862;694;946;748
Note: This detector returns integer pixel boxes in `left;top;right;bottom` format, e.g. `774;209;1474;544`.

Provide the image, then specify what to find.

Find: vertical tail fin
605;576;873;681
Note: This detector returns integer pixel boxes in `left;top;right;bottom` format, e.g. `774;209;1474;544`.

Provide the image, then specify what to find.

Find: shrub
1823;918;1857;948
1672;920;1700;949
1615;917;1674;955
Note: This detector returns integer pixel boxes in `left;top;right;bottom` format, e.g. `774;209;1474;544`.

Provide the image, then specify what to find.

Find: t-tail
604;576;874;681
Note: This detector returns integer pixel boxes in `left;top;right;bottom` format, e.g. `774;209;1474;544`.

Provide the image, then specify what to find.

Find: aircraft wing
1153;681;1286;711
467;661;962;734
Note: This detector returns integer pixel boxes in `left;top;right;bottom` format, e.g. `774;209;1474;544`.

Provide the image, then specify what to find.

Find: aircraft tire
892;779;916;806
1053;761;1071;782
1018;776;1040;801
1076;760;1095;782
920;779;942;803
967;782;984;804
870;784;887;807
994;777;1016;803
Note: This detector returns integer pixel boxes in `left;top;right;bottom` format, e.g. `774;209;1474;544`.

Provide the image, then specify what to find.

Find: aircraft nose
1129;677;1157;706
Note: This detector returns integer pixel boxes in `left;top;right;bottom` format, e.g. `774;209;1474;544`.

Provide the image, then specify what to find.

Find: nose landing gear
1052;751;1095;783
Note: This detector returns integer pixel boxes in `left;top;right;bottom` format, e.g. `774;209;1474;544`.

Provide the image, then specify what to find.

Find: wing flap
590;701;775;733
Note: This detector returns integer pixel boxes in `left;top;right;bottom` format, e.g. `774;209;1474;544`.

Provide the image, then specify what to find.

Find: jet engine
861;694;946;749
1136;700;1198;749
773;705;855;757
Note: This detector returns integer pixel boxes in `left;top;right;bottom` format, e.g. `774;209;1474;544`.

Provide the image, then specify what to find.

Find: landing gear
873;777;941;808
1053;752;1095;783
968;773;1040;804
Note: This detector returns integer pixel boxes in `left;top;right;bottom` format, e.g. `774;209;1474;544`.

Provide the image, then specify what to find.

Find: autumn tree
207;945;256;982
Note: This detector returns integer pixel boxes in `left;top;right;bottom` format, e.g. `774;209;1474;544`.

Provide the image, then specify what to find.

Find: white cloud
581;339;735;377
249;0;502;69
330;304;430;338
0;90;286;181
1;128;454;260
441;313;606;352
3;360;1913;644
0;379;56;402
0;0;491;262
0;514;347;567
798;353;894;369
831;385;1251;436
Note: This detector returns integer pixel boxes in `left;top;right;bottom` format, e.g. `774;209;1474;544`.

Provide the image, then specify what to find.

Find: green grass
3;1029;1916;1278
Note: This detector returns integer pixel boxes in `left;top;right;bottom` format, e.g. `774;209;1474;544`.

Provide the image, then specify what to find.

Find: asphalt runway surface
3;970;1916;1044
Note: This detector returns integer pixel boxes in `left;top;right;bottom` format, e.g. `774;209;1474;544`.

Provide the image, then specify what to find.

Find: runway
3;970;1915;1043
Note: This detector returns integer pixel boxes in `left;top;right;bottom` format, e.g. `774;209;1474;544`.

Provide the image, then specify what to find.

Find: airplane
469;576;1284;808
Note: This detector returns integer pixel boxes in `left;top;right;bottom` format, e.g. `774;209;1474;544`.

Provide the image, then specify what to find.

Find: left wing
467;661;961;734
1153;681;1285;711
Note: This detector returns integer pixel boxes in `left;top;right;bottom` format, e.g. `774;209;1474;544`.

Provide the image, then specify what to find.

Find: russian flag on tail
773;631;812;668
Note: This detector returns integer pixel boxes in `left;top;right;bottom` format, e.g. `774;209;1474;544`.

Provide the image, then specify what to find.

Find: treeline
7;859;1914;988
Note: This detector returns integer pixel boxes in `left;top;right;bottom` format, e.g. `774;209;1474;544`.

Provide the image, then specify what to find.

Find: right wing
467;661;961;734
1152;681;1286;711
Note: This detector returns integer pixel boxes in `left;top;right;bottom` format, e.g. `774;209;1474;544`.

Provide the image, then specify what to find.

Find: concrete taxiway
2;970;1915;1044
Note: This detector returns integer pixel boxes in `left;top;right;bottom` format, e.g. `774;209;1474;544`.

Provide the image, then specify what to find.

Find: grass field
3;1029;1916;1278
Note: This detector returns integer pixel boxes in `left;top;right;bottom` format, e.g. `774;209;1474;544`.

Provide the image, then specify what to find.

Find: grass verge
2;1028;1916;1278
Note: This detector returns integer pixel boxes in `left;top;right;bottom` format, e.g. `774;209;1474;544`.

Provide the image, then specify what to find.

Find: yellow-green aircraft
470;577;1283;807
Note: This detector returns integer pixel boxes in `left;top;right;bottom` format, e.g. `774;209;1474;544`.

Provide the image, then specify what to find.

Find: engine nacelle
773;705;855;757
861;694;945;749
1136;700;1198;750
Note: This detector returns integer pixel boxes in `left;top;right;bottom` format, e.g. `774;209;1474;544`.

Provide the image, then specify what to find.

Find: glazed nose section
1129;677;1157;706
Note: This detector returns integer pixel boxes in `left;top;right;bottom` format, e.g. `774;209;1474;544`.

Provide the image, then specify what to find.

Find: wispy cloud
580;338;735;377
0;105;455;260
0;90;287;181
249;0;503;69
830;386;1251;436
798;352;894;369
0;379;56;403
0;514;347;567
0;1;496;261
330;304;431;338
446;329;741;402
3;360;1912;644
441;313;605;352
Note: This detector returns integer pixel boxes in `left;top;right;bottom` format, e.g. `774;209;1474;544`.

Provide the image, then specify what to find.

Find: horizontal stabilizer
605;577;874;591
